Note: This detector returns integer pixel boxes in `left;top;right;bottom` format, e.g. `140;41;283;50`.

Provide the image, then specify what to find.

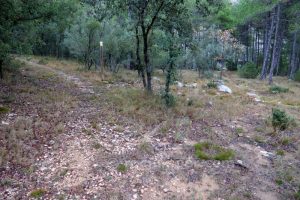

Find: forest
1;0;300;199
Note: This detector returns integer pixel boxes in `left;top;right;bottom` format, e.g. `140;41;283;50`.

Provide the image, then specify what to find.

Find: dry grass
0;59;77;167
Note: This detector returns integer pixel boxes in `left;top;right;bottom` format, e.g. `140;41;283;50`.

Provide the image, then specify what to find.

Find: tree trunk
135;26;146;88
289;32;298;79
261;10;276;80
256;30;260;68
0;59;3;79
142;28;152;92
269;4;282;84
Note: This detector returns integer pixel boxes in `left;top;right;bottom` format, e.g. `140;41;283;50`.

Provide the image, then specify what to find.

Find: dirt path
1;59;295;200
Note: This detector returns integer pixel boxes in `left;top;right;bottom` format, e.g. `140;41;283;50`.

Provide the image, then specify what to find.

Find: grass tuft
194;142;234;161
269;85;289;94
0;106;9;114
117;164;127;173
30;189;46;198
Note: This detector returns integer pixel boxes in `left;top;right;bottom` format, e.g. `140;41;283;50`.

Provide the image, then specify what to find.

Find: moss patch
0;106;9;114
117;164;127;173
194;142;235;161
30;189;46;198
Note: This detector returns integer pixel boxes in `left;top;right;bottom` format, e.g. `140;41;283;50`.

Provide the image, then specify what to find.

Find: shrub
38;58;49;65
226;59;238;71
271;108;294;131
207;81;218;89
295;71;300;82
161;92;176;107
194;142;234;161
238;62;259;79
3;59;22;73
269;86;289;94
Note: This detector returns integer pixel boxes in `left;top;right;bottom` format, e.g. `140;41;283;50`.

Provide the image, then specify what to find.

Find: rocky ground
1;58;300;200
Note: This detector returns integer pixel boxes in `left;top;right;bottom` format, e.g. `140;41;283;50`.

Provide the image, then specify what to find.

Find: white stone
218;85;232;94
177;81;184;88
260;150;274;158
1;121;9;125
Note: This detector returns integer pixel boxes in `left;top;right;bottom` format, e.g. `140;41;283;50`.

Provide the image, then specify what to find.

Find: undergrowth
194;142;234;161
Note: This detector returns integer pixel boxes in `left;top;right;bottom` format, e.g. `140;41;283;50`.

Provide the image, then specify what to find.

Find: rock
247;92;261;102
235;160;249;169
176;81;184;88
153;77;160;81
49;140;55;145
218;85;232;94
260;150;274;158
1;121;9;125
186;83;197;88
163;188;168;193
133;194;138;199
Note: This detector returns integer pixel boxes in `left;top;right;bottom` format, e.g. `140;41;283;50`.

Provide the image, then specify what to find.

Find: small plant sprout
117;164;127;173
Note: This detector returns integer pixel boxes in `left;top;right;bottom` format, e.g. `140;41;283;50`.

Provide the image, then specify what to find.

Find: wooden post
100;41;104;78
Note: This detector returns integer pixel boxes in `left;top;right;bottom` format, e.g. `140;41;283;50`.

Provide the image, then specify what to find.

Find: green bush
295;71;300;82
269;86;289;94
207;81;218;89
161;92;176;107
271;108;294;131
238;62;259;79
3;59;22;73
194;142;234;161
226;59;237;71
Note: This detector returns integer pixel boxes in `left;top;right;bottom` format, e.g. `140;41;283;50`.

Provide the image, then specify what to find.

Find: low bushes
238;62;259;79
269;85;289;94
271;108;295;132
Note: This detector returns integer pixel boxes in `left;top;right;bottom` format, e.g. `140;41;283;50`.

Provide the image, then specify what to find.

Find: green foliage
276;150;285;156
0;106;9;114
226;59;238;71
207;81;218;89
117;164;127;173
295;186;300;200
194;142;234;161
30;189;46;198
238;62;259;79
275;179;284;185
295;71;300;82
269;86;289;94
271;108;293;131
162;92;176;107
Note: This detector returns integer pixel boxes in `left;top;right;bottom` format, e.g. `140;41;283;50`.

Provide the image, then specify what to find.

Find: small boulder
218;85;232;94
177;81;184;88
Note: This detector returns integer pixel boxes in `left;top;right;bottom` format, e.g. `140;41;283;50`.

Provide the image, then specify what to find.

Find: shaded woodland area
1;1;300;87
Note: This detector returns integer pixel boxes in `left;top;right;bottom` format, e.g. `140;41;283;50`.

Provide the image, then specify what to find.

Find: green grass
275;179;284;185
269;85;289;94
295;186;300;200
276;149;285;156
194;142;235;161
117;164;127;173
30;189;46;198
280;137;291;146
0;106;9;114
